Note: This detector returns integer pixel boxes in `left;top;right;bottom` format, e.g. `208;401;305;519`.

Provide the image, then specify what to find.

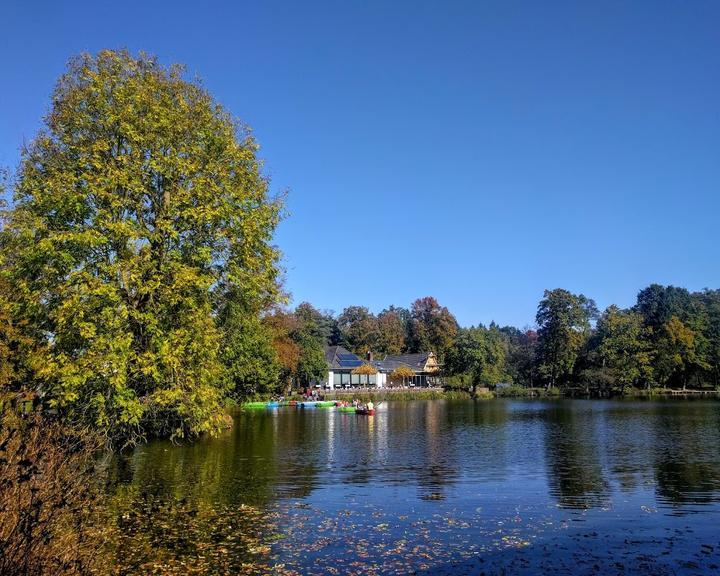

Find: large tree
294;302;337;346
337;306;379;355
376;308;406;355
595;305;653;392
536;289;597;388
655;316;710;389
445;326;507;394
1;51;281;443
408;297;458;360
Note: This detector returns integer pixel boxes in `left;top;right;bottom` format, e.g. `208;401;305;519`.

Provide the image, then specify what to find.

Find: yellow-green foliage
389;365;414;383
352;363;378;375
1;51;282;444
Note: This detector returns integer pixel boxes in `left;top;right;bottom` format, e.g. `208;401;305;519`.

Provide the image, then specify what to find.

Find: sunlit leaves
2;50;282;444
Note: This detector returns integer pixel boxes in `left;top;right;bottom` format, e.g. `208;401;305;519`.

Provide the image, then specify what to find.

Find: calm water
111;399;720;575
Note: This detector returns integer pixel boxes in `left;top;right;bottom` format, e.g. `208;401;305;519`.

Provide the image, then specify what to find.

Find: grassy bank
236;386;720;407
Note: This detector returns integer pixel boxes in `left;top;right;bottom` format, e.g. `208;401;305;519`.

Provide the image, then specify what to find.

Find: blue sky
2;1;719;327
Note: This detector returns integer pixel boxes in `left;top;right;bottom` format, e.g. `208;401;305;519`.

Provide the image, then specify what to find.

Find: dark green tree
536;289;597;388
446;326;508;394
294;331;327;388
337;306;379;355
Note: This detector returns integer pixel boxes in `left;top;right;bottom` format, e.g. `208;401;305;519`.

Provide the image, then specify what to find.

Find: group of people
303;388;325;401
334;399;375;411
353;399;374;411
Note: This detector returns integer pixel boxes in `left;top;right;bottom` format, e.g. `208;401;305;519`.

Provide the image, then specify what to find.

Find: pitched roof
324;346;364;370
382;353;431;371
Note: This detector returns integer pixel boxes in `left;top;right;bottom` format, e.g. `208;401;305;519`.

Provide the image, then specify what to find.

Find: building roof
324;346;364;370
382;353;433;371
325;347;437;374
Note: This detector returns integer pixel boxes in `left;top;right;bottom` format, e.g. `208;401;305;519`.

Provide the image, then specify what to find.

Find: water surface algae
109;494;720;575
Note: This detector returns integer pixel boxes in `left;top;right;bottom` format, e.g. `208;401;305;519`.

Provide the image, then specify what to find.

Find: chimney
366;351;374;362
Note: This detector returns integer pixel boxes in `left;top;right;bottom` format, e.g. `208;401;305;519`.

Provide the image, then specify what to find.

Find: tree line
447;285;720;395
247;282;720;399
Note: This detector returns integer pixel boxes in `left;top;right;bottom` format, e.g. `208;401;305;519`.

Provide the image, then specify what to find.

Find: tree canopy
1;51;282;444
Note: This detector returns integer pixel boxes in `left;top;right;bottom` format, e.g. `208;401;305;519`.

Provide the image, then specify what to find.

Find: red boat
356;408;375;416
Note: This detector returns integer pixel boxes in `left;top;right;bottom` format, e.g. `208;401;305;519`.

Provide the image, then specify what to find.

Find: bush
0;411;108;575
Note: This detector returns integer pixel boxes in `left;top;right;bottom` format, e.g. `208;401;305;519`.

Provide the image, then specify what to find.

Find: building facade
323;346;440;389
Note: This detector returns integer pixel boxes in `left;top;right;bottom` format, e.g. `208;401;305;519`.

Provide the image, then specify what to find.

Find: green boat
315;401;336;407
338;406;356;413
242;402;267;410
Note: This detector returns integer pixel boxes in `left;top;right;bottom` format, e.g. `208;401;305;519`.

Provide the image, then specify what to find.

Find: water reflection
112;399;720;513
650;401;720;508
107;399;720;573
541;402;609;509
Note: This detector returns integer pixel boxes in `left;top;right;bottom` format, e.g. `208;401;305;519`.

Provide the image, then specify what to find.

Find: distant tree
294;331;327;388
445;326;507;394
655;316;710;389
408;297;458;360
295;302;337;345
697;289;720;387
376;308;406;355
635;284;693;330
219;296;281;398
337;306;379;355
502;327;538;387
536;289;597;388
264;310;300;393
595;306;653;392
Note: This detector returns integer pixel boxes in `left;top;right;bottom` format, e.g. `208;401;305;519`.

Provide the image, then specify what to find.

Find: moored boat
242;402;268;410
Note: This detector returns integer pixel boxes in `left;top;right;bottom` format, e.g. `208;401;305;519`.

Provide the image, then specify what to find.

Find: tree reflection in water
104;399;720;574
542;402;609;509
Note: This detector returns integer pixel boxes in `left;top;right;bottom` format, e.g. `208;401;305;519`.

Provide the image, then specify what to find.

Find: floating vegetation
106;491;292;575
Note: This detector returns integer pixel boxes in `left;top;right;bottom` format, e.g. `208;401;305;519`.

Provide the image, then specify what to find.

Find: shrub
0;411;108;576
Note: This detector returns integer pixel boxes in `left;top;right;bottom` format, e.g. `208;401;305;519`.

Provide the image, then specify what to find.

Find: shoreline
243;387;720;404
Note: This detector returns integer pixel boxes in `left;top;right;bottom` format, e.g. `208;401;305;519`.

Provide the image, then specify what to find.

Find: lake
110;399;720;574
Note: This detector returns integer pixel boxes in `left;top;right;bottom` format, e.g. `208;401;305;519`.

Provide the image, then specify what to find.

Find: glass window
333;373;341;385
